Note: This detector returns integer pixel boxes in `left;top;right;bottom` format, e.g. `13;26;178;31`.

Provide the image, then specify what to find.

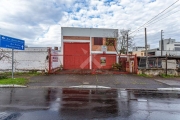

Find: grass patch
138;73;152;77
0;71;42;85
0;71;41;77
160;74;175;78
0;78;28;85
15;72;41;76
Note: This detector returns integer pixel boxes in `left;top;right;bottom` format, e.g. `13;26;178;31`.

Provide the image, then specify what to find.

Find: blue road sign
0;35;25;50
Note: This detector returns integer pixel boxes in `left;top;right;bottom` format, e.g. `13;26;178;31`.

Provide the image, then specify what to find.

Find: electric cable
129;0;180;35
145;8;180;28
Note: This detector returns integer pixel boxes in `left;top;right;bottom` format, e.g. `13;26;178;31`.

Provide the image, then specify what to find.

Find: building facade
131;51;145;56
132;45;150;51
131;45;150;56
147;38;180;56
159;38;180;51
61;27;118;69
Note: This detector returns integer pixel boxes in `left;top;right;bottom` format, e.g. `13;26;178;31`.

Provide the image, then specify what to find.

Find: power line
131;15;180;39
144;5;180;26
134;36;161;41
129;0;180;35
133;32;162;38
130;0;180;35
131;5;180;31
145;8;180;27
133;28;180;42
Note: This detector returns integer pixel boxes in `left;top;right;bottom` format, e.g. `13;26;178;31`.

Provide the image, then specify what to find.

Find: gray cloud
0;0;180;48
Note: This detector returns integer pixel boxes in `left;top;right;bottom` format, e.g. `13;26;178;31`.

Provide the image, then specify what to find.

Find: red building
61;27;118;70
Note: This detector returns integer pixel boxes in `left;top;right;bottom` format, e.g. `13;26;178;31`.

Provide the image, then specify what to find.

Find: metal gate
63;43;90;69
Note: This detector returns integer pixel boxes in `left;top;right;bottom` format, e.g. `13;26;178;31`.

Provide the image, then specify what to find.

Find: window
106;38;115;46
175;44;180;46
175;47;180;51
94;37;103;45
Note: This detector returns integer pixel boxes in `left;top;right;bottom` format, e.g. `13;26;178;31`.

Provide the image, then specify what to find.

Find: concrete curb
27;86;180;91
125;88;180;91
157;88;180;91
2;84;179;91
0;85;27;88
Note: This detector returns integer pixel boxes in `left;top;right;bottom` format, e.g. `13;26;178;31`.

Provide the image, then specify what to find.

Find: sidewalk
28;74;178;90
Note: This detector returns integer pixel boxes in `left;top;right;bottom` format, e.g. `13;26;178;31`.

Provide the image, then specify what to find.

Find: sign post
0;35;25;79
12;49;14;79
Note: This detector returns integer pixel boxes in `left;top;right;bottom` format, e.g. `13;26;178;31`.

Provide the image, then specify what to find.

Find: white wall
61;27;118;38
162;60;176;69
166;44;174;50
0;47;49;72
159;39;175;50
156;50;180;56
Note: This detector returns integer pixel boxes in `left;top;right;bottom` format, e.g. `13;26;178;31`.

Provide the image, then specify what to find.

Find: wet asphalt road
29;74;171;89
0;88;180;120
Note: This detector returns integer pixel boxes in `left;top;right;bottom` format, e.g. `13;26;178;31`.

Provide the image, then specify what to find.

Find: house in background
159;38;180;51
132;45;150;51
130;45;150;56
130;51;145;56
61;27;118;70
137;38;180;68
148;38;180;56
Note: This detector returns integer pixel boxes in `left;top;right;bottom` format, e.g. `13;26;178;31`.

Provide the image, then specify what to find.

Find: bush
0;75;8;80
160;74;174;78
112;63;122;70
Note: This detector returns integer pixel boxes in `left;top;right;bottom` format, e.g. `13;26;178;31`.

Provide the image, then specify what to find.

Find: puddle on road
0;88;180;120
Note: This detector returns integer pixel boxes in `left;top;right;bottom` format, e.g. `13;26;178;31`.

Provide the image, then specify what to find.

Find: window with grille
106;38;115;46
94;37;103;45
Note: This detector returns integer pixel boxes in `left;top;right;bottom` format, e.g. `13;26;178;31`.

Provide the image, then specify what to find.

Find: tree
106;29;134;70
118;29;133;55
0;48;11;61
106;29;133;54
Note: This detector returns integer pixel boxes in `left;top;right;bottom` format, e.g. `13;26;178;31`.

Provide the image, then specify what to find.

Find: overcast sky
0;0;180;49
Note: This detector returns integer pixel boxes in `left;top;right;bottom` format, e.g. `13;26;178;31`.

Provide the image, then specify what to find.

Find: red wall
92;54;116;69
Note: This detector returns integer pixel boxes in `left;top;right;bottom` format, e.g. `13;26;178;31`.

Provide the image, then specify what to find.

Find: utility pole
127;33;128;55
161;30;163;56
145;28;148;69
165;53;167;76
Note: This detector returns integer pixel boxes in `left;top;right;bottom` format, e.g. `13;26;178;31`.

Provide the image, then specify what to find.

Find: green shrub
112;63;122;70
160;74;174;78
0;75;8;80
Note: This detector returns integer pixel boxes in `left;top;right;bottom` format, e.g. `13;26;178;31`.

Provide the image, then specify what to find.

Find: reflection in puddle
60;88;120;119
0;88;180;120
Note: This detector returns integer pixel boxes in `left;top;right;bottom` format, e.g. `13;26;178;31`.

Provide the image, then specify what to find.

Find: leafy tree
106;29;133;70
